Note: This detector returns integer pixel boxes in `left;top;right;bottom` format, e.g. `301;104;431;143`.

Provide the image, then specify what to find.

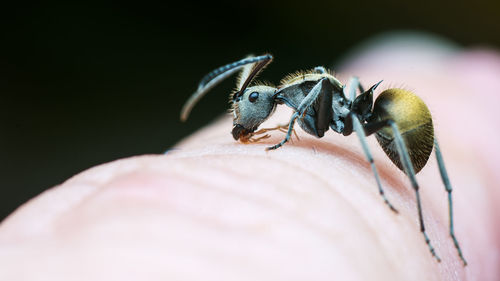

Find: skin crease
1;35;500;280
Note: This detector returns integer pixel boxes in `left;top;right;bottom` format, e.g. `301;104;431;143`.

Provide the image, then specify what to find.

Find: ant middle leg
351;115;398;213
267;77;333;150
266;112;300;150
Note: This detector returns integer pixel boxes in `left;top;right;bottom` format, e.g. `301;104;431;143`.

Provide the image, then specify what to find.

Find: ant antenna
234;55;273;100
180;54;273;121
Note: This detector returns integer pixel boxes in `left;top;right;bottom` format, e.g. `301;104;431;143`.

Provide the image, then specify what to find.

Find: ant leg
389;121;441;262
434;138;467;266
268;77;333;150
252;126;278;136
351;115;398;213
357;81;365;93
250;124;300;143
249;134;271;143
266;112;300;150
276;125;300;141
346;76;361;102
254;124;291;135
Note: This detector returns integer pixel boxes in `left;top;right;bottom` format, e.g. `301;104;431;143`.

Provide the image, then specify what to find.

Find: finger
178;34;500;278
1;34;499;281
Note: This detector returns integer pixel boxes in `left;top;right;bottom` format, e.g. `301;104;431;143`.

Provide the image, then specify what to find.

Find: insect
180;54;467;265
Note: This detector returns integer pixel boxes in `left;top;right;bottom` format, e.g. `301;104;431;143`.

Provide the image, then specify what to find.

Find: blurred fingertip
337;30;460;73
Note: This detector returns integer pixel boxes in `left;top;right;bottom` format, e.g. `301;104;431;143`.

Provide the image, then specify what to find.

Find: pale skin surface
1;35;500;280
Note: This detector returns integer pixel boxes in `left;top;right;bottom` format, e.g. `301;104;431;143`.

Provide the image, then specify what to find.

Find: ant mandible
180;54;467;266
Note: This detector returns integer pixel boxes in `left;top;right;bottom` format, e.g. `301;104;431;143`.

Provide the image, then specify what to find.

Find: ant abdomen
372;89;434;173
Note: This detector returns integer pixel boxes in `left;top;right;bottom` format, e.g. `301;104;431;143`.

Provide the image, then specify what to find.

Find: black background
2;0;500;220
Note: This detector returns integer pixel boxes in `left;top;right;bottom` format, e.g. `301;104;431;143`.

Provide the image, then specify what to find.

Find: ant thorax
275;70;350;135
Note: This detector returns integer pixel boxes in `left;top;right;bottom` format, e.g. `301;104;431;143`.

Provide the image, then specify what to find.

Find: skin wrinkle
169;145;405;227
174;121;442;233
172;151;352;201
203;153;372;233
60;202;318;280
51;158;394;278
197;155;342;200
0;156;177;239
145;218;291;281
155;155;364;239
0;180;104;241
58;174;267;235
3;158;157;237
219;151;401;241
46;159;170;236
58;157;316;233
146;160;397;277
173;133;412;199
167;146;442;263
64;155;147;186
178;106;458;252
212;153;436;277
48;149;409;275
159;207;364;280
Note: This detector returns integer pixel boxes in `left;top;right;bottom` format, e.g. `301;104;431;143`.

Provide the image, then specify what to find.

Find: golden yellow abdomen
372;89;434;173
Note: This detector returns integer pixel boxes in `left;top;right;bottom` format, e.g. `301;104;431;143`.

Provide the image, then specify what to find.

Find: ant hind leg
389;120;441;262
434;138;467;266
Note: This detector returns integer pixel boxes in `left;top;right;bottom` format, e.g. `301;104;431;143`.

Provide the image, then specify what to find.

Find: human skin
1;35;499;281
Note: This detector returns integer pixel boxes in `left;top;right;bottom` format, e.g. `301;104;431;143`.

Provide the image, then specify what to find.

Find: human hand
1;34;499;281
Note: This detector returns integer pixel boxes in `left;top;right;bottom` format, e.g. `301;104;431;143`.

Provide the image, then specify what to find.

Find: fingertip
337;31;460;74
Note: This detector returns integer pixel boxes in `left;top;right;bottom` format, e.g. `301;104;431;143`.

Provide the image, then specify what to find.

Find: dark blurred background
1;0;499;220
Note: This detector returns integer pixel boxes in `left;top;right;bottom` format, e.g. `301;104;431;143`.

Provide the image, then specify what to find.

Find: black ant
180;54;467;266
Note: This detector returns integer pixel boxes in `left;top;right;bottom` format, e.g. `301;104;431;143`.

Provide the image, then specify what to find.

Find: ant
180;54;467;266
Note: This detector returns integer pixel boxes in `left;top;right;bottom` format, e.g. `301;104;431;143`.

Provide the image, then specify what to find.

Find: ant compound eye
248;92;259;103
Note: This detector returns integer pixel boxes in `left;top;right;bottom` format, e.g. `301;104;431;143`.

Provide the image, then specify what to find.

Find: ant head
231;85;277;141
180;53;274;141
180;54;273;123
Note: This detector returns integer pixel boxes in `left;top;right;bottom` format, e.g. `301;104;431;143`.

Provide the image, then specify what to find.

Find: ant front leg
248;134;271;143
251;124;300;143
267;77;332;150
